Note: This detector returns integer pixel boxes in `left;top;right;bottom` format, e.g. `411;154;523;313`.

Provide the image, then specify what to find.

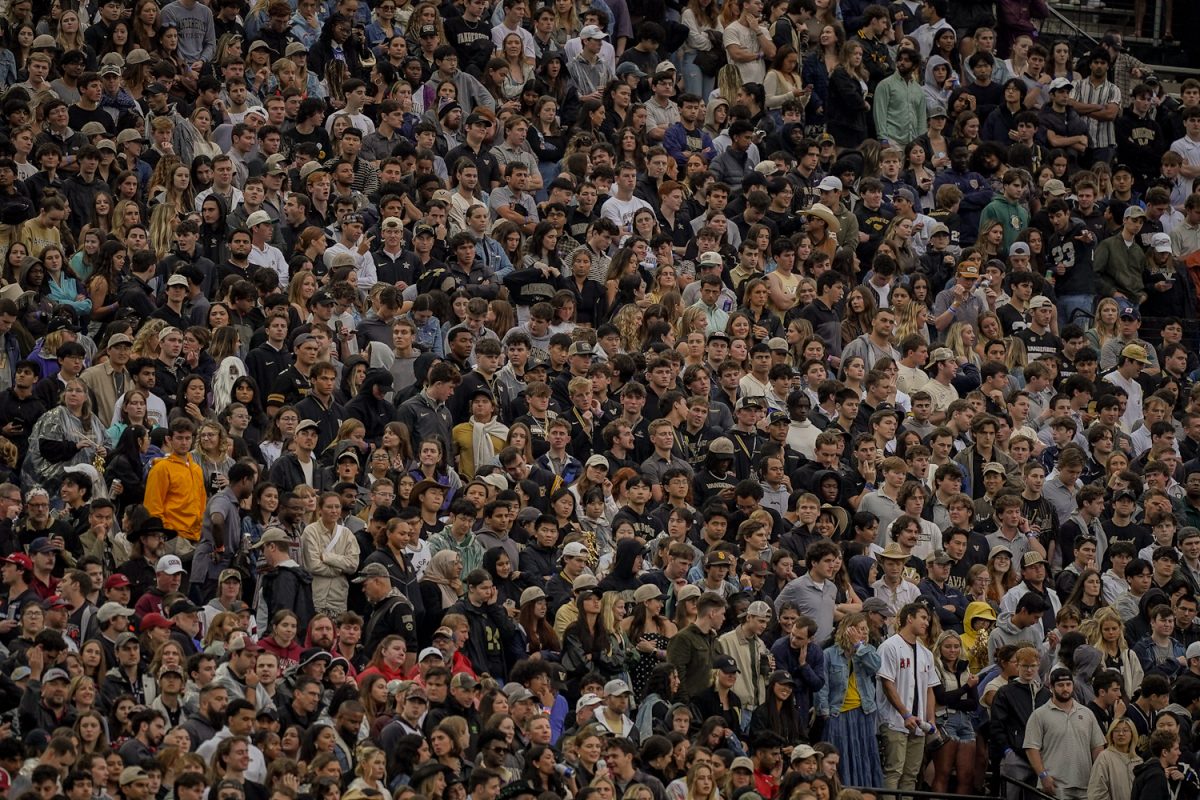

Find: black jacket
18;681;76;734
990;679;1049;761
362;546;425;620
448;597;517;680
268;453;332;493
362;590;418;655
1131;759;1170;800
344;369;400;446
258;560;316;634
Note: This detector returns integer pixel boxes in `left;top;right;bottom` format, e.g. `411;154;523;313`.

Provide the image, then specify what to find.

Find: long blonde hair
945;322;980;367
1081;607;1130;657
894;302;929;343
1091;297;1121;349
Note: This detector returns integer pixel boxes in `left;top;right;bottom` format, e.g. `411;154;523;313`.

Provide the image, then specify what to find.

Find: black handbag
694;30;726;77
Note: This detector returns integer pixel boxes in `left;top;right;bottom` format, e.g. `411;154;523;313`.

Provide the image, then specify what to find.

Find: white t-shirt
600;193;652;234
876;632;941;733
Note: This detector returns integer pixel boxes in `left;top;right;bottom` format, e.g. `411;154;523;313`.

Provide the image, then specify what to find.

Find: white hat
576;693;603;712
1049;77;1072;92
166;273;189;288
246;210;273;227
418;646;444;662
1027;295;1053;310
698;251;723;267
580;24;607;39
817;176;843;192
563;541;589;558
155;555;185;575
1151;232;1173;253
604;678;633;696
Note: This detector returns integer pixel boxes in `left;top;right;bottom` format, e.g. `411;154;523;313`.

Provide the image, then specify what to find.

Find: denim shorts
938;709;976;742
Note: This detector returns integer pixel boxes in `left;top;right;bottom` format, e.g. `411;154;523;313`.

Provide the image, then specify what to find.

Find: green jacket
979;195;1030;252
666;621;719;703
1094;233;1147;301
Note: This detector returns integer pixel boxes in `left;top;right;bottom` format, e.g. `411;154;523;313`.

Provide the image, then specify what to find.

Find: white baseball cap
155;555;185;575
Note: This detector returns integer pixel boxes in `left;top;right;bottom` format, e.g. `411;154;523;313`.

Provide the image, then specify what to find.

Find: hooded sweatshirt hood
960;601;997;665
924;55;955;111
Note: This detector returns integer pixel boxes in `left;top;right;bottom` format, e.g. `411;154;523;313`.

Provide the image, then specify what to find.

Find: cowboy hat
804;203;841;233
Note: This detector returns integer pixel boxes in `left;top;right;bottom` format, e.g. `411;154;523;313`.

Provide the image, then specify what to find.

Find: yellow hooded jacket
144;452;206;541
960;601;998;673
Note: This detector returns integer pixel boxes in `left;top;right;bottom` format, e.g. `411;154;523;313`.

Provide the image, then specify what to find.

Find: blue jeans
1058;293;1094;330
681;51;715;100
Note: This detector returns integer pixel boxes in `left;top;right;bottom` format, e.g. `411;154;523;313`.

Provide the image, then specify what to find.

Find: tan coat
717;625;772;709
300;520;360;615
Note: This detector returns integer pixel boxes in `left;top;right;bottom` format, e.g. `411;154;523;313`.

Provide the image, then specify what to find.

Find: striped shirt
1072;77;1122;150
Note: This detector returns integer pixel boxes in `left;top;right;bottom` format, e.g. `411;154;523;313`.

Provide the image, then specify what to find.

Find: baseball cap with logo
1151;232;1173;253
156;555;185;575
698;251;723;268
1049;77;1072;91
580;24;607;39
1022;551;1046;568
1124;205;1147;220
957;261;981;279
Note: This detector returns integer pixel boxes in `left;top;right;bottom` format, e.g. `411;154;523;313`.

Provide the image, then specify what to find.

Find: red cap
104;574;131;590
0;766;12;791
2;553;32;571
139;613;173;631
42;595;69;610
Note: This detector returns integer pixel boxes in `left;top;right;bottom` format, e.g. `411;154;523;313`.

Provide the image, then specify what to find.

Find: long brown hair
518;599;562;653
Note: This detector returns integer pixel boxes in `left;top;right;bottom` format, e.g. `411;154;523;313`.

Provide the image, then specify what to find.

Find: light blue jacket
815;641;881;718
47;272;92;315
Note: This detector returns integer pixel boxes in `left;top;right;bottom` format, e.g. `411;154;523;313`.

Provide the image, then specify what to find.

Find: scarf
425;550;463;607
470;418;509;468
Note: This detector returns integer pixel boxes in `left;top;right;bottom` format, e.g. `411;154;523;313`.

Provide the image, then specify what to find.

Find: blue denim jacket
815;641;882;718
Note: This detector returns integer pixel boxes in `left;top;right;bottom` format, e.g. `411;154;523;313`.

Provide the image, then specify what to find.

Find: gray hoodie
923;55;956;113
988;610;1042;663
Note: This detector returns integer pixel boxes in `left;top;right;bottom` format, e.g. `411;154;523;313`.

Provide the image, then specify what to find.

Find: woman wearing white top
681;0;722;98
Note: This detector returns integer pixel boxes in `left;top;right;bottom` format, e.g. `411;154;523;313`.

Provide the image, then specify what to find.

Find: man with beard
873;48;926;147
18;665;74;734
1024;667;1105;799
217;228;255;286
331;701;366;773
118;709;166;766
182;683;230;750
